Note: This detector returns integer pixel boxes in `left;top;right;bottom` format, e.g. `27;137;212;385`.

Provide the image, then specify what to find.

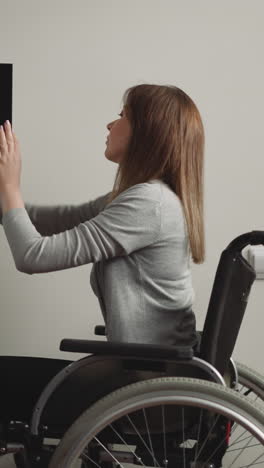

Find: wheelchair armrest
60;339;193;360
94;325;106;336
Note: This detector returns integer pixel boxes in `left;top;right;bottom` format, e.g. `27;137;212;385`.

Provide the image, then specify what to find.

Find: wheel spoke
143;407;159;467
193;409;203;464
228;432;252;447
93;437;125;468
228;434;254;467
239;452;264;467
125;414;161;467
109;423;146;467
195;414;221;459
182;407;186;468
161;405;168;468
81;450;102;468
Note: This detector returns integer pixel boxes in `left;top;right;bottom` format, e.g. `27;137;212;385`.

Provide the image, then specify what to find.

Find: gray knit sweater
0;179;196;345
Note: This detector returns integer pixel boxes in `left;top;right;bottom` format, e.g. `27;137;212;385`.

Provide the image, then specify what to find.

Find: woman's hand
0;120;24;214
0;120;21;196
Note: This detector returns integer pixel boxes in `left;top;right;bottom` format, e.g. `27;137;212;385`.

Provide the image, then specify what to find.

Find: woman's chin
104;148;111;160
104;149;119;164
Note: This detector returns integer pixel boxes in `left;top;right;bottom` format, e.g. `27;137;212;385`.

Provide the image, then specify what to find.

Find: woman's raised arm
0;192;111;235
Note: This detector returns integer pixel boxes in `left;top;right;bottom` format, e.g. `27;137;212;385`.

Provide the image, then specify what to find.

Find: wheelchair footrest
60;339;193;360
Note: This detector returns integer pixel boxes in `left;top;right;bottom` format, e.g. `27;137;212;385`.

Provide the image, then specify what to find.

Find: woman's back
90;179;196;346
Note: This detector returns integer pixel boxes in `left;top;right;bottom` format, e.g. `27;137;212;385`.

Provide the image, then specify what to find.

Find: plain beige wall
0;0;263;373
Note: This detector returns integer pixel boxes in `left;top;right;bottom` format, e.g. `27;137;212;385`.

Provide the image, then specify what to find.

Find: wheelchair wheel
236;361;264;404
48;377;264;468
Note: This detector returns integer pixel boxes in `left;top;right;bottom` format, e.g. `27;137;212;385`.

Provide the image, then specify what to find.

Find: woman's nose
107;117;118;129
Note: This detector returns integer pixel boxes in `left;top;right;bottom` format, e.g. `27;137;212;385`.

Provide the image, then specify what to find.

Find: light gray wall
0;0;263;373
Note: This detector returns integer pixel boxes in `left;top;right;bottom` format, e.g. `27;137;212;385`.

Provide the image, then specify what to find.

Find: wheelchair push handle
226;230;264;253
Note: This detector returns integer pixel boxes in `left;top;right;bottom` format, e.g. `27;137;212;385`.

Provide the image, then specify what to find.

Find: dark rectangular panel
0;63;13;126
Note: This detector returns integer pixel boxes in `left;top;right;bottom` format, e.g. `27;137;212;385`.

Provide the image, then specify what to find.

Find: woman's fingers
12;129;18;142
4;121;14;150
0;121;21;192
0;121;14;157
0;125;7;155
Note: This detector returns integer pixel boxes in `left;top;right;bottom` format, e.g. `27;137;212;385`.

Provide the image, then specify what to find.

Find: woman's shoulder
131;179;182;209
112;179;177;204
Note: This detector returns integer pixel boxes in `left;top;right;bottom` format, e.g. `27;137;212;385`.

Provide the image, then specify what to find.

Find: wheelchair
1;232;264;468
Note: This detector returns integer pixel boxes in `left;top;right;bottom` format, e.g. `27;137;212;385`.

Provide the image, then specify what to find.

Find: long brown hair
108;84;205;264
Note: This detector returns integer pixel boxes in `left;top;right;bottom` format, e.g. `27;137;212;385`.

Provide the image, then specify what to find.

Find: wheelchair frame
1;231;264;467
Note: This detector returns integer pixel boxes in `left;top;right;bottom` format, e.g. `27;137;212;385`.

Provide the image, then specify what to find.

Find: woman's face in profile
105;106;132;164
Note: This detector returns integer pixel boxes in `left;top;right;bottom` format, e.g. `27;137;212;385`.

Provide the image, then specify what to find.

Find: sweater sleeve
0;192;111;235
2;184;161;274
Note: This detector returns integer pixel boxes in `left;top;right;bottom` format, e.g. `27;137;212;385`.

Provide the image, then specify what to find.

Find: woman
0;83;204;347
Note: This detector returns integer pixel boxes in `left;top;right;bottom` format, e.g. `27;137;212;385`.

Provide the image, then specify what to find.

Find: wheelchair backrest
199;233;258;376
